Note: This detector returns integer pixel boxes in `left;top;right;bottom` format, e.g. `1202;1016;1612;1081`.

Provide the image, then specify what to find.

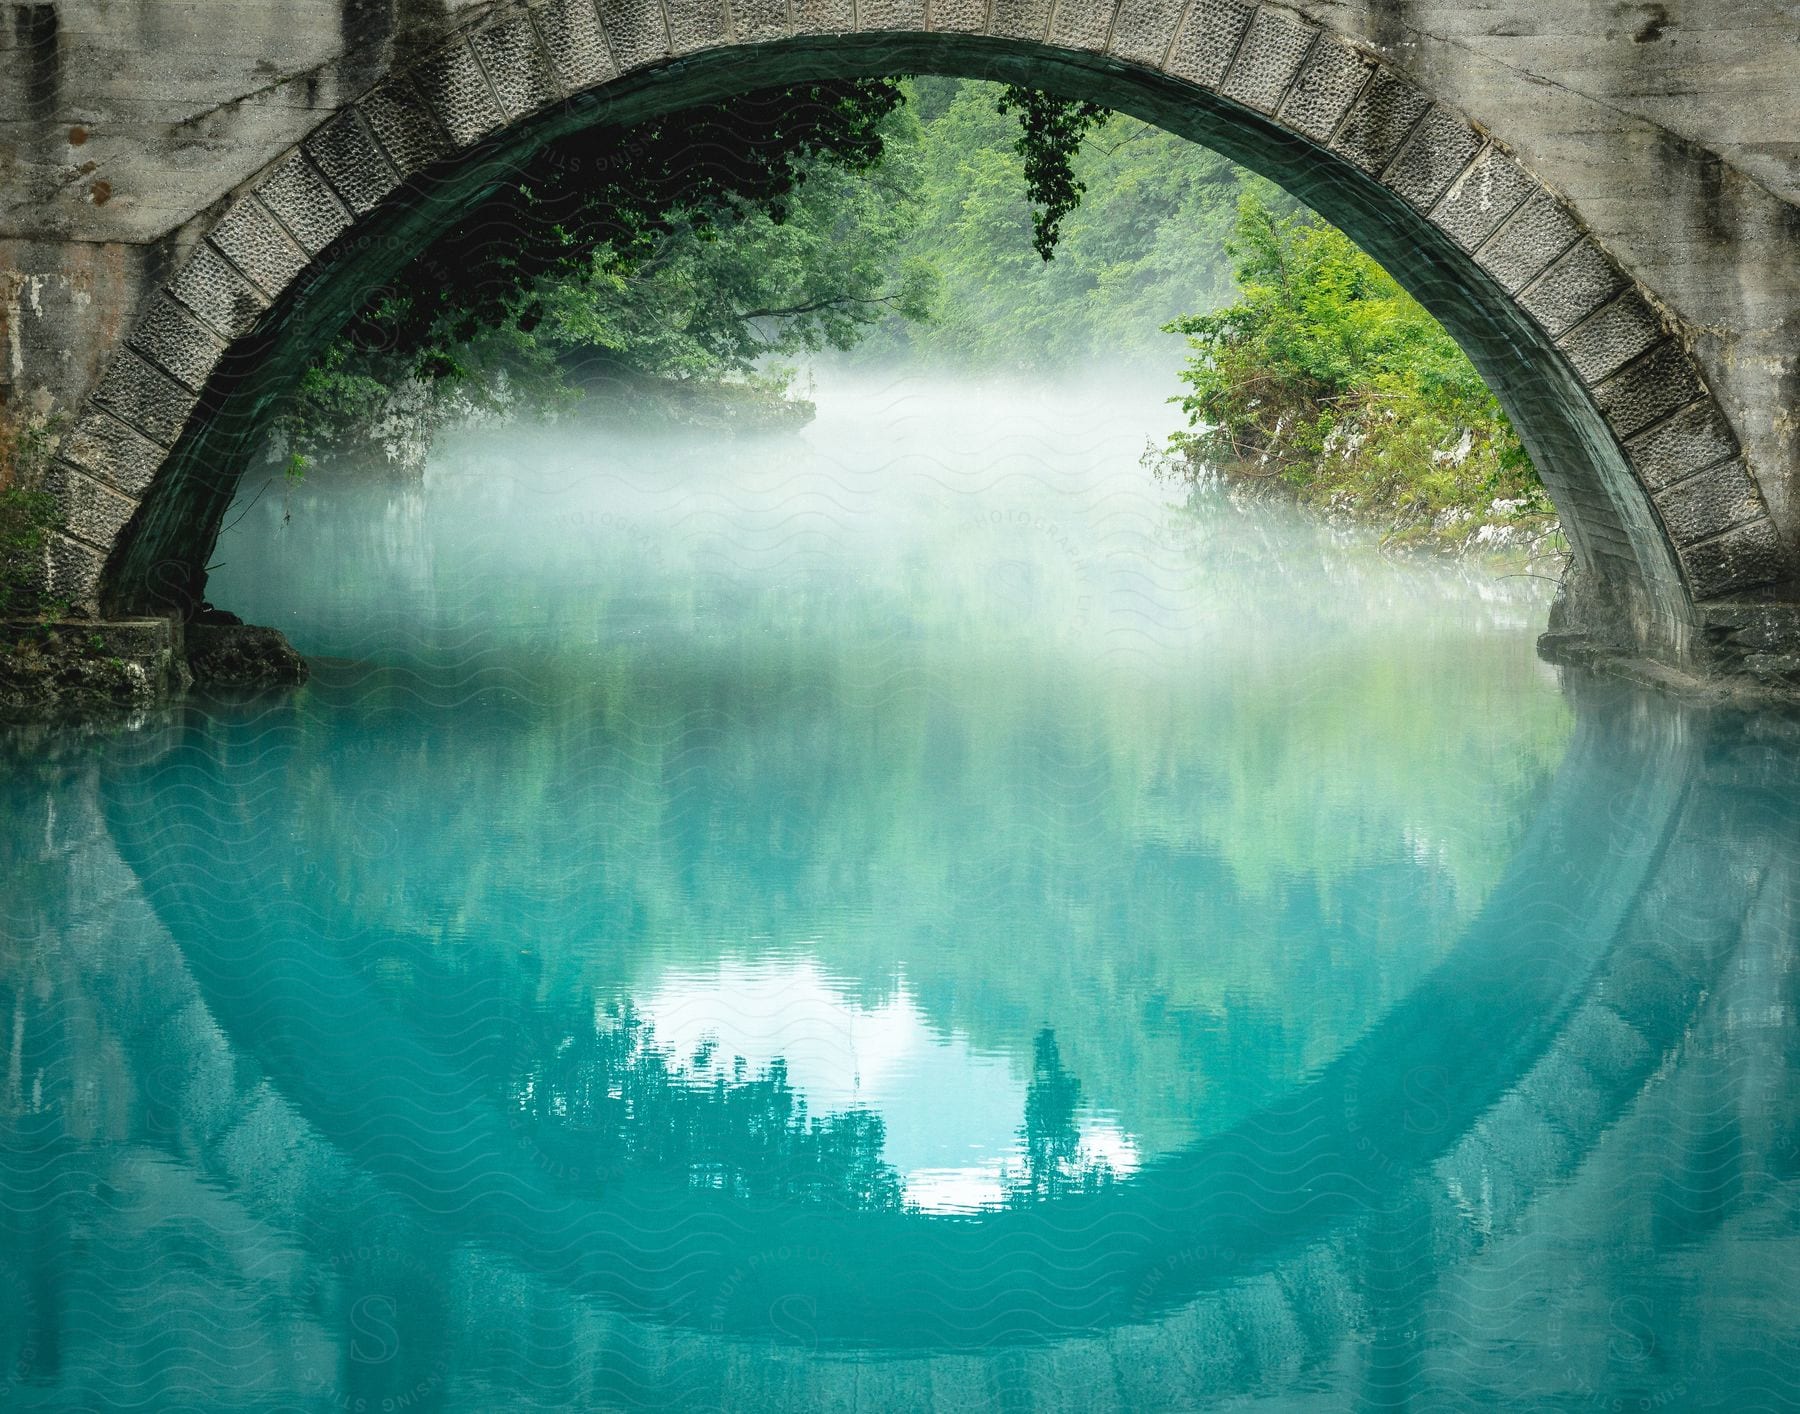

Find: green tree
1164;192;1551;547
280;81;928;463
857;79;1268;372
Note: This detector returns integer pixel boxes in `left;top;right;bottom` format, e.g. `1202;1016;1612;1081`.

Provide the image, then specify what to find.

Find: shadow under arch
96;678;1791;1355
64;19;1789;666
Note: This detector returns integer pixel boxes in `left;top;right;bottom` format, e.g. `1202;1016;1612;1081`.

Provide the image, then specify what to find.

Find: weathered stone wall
1;0;1796;686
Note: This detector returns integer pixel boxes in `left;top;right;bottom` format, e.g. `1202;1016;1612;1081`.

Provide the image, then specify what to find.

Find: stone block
532;0;619;87
1474;190;1580;292
411;38;506;147
1108;0;1184;65
303;112;400;216
43;462;139;548
864;0;928;33
206;196;308;300
1050;0;1116;50
990;0;1053;39
128;293;226;393
1655;458;1763;545
170;243;269;342
1329;69;1429;173
256;153;352;256
598;0;673;61
471;14;562;118
1383;105;1482;210
1164;1;1256;88
90;349;199;447
1520;237;1627;338
1594;341;1705;439
1625;402;1738;493
667;0;733;47
59;408;168;497
358;78;453;176
1429;147;1535;252
931;0;987;32
1278;35;1371;141
1220;8;1317;113
1682;518;1788;597
45;533;104;610
1556;289;1662;384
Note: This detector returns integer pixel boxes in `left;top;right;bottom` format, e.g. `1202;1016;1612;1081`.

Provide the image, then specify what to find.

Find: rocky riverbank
1;613;307;725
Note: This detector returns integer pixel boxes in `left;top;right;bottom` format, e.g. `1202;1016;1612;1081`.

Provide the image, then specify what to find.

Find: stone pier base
0;615;306;723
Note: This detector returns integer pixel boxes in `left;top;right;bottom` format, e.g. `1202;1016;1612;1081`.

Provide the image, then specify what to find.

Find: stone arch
42;0;1792;666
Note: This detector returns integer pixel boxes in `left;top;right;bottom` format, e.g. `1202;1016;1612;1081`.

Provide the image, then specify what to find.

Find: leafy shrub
0;485;58;617
1165;193;1549;538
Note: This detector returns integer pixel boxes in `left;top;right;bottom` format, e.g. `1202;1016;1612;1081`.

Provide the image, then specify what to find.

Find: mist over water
5;377;1798;1409
205;372;1572;1206
220;371;1560;680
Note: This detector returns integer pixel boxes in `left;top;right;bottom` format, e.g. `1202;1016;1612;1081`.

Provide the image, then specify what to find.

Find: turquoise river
2;380;1797;1410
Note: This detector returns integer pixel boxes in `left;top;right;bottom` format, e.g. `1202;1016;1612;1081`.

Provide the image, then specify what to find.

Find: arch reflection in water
1;387;1797;1409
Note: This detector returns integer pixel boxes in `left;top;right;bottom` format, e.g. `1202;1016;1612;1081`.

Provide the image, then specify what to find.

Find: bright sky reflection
636;954;1141;1212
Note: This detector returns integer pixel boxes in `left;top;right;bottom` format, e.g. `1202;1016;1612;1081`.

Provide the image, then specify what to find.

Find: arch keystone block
732;0;793;42
1105;0;1183;65
666;0;733;51
1049;0;1118;52
929;0;987;34
990;0;1053;41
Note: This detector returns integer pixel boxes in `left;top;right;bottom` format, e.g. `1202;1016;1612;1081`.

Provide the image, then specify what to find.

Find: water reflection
1;381;1796;1408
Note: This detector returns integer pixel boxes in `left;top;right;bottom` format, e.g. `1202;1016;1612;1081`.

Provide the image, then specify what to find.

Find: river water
2;378;1797;1410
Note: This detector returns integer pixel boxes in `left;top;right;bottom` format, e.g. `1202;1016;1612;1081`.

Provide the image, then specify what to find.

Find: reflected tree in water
1010;1028;1116;1205
510;1001;904;1210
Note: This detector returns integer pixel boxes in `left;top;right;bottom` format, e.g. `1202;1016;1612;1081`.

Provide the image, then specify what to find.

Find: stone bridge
1;0;1797;690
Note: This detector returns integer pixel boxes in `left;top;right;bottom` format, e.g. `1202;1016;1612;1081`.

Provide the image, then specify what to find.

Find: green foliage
1165;192;1549;544
995;87;1109;260
859;80;1278;372
0;486;58;617
280;82;928;460
278;76;1543;556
